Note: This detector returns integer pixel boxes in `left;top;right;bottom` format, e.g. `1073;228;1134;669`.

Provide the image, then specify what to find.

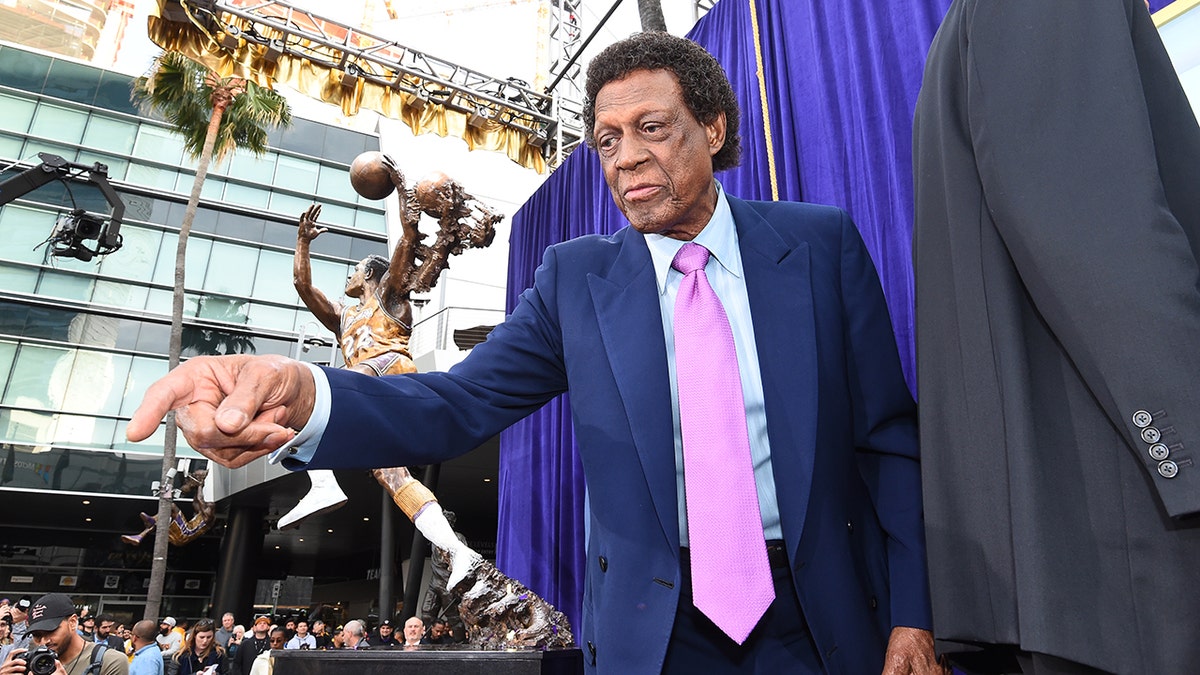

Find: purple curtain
497;0;951;632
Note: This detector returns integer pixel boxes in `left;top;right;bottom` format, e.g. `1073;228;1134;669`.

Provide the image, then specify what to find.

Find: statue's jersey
339;291;414;373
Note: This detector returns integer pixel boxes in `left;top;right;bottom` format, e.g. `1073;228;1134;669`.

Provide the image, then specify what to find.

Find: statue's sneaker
278;471;348;530
447;546;482;590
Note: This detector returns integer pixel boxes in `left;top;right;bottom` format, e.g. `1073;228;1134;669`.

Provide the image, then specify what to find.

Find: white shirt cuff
267;362;330;469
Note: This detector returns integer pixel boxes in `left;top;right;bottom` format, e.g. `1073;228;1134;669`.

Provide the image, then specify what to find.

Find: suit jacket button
598;556;608;572
1158;460;1179;479
846;520;854;532
1149;443;1170;461
869;596;878;609
1132;410;1153;428
1141;427;1161;444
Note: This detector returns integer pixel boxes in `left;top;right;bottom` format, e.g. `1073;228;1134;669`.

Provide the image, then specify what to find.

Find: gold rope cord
146;4;547;173
747;0;779;201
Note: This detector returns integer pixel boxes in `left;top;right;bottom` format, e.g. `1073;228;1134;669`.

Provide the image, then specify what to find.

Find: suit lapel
730;197;819;554
588;228;680;551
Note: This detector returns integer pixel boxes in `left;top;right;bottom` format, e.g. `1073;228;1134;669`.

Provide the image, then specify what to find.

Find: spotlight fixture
467;108;489;129
219;25;241;51
264;38;285;63
408;87;430;113
340;64;361;88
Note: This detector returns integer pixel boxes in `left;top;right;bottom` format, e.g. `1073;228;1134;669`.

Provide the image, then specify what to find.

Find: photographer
0;593;127;675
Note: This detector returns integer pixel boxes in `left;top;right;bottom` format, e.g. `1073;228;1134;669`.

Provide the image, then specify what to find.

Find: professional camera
22;645;58;675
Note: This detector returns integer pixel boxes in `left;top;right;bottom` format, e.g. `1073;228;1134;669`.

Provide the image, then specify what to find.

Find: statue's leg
121;525;153;546
278;469;348;530
374;468;480;588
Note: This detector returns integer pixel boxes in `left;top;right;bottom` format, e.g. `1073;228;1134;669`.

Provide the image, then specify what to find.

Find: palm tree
132;51;291;622
638;0;666;32
182;296;258;356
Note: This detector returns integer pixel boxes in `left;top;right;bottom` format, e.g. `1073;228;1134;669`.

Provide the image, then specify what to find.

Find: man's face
403;619;422;642
345;262;368;298
593;69;725;241
285;620;295;631
252;622;269;638
430;622;445;639
193;629;214;653
312;621;324;635
378;623;392;637
295;621;308;636
30;616;78;654
222;615;234;630
269;631;286;649
97;620;113;638
159;623;170;636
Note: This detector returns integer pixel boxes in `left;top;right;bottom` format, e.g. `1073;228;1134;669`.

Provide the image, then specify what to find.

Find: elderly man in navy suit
128;32;938;675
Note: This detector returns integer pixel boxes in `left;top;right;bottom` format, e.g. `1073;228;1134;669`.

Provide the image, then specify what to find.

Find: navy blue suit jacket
305;196;930;674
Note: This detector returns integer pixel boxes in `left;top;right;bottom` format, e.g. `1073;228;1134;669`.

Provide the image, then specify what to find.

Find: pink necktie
672;242;774;644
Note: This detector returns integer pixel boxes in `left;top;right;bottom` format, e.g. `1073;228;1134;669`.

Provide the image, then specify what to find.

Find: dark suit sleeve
306;246;569;469
965;0;1200;515
838;212;930;630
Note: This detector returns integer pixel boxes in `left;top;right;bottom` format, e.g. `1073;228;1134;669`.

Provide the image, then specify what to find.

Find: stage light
264;38;285;63
219;25;241;51
408;87;430;113
340;64;360;88
468;108;489;129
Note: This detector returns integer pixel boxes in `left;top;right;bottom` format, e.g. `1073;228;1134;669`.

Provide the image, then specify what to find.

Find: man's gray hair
344;620;366;638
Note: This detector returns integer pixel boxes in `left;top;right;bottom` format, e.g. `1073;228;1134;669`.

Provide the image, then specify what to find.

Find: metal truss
545;0;586;166
165;0;585;162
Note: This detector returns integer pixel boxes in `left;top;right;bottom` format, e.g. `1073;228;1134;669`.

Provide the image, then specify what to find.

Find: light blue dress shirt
276;183;784;546
130;642;165;675
642;183;783;546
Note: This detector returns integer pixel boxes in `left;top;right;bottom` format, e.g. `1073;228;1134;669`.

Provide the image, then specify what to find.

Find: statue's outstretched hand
126;355;316;468
297;203;327;241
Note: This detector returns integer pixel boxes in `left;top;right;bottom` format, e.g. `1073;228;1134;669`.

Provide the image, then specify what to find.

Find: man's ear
706;111;727;157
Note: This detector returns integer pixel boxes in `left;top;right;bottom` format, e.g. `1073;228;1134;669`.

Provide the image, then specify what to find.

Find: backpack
83;643;108;675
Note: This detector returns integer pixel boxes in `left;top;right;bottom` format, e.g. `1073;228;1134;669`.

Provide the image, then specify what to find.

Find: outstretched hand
881;626;948;675
126;354;317;468
297;203;327;241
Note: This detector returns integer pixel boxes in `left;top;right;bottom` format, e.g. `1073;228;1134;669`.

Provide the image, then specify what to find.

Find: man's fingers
126;374;194;441
210;362;285;436
193;443;279;469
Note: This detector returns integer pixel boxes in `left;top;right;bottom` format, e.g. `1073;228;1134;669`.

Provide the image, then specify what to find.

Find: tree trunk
145;96;229;622
637;0;667;32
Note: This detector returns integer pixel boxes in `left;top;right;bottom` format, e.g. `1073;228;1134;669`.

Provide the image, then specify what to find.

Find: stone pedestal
272;647;583;675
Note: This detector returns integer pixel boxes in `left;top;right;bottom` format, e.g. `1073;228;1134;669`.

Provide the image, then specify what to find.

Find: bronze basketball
415;171;453;209
349;151;395;200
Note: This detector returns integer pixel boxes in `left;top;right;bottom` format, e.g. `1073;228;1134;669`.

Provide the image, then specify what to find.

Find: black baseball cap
27;593;76;633
379;619;392;627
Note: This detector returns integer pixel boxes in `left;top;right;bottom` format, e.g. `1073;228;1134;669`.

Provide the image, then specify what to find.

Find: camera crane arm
0;152;125;258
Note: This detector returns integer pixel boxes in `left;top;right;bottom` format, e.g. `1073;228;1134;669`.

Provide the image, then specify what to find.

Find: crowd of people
0;594;466;675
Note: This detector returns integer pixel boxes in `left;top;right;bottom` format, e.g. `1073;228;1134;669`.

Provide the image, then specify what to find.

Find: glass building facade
0;42;387;619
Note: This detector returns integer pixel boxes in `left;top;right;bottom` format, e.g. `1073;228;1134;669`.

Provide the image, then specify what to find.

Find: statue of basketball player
123;469;215;546
280;154;500;588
